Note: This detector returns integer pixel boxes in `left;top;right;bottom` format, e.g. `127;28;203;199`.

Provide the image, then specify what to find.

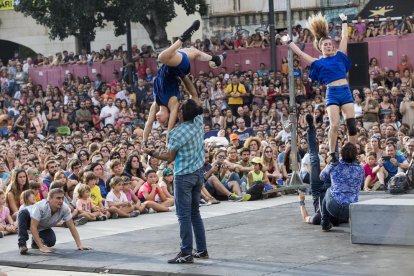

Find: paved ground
0;193;413;276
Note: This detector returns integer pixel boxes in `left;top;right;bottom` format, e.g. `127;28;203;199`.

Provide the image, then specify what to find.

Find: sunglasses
217;155;226;159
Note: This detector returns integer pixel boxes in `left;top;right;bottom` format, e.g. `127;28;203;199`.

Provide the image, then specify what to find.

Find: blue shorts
325;85;353;107
153;51;190;106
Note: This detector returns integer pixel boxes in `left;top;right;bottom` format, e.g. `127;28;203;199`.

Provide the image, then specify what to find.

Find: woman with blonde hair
283;13;355;163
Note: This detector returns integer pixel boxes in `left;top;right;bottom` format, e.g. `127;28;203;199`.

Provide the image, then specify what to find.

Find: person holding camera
376;143;409;190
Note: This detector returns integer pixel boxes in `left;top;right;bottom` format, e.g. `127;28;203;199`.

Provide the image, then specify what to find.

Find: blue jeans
223;172;241;191
17;209;56;248
307;124;330;225
321;188;350;226
174;168;207;255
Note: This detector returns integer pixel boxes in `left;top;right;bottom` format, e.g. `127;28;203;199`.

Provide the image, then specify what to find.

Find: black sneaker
305;114;314;128
129;211;140;218
0;231;4;238
19;244;28;255
167;252;194;264
211;52;227;67
74;217;88;226
322;223;333;232
178;20;200;41
96;215;106;221
193;250;209;259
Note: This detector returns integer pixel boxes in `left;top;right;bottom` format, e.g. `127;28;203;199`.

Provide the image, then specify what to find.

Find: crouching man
17;188;92;255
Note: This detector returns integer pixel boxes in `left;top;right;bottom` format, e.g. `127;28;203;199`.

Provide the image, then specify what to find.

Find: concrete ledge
350;198;414;245
0;261;214;276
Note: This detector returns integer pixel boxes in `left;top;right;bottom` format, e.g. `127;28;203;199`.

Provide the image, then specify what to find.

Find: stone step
350;198;414;245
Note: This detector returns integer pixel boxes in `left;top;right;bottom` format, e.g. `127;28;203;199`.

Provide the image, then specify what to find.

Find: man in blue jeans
17;188;92;255
143;79;207;264
299;114;331;225
320;142;364;231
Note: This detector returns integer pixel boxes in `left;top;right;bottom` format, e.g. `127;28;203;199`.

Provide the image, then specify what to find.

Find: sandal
208;196;220;204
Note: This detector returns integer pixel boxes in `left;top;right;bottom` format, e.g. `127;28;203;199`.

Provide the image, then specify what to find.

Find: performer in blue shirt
282;13;356;163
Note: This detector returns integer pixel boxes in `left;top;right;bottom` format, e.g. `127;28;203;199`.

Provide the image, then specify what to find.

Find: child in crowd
121;176;147;213
138;169;175;213
363;152;381;191
19;190;36;209
247;157;273;190
76;184;107;221
0;190;17;238
29;181;42;202
106;176;139;218
157;167;174;199
27;168;48;200
83;172;112;218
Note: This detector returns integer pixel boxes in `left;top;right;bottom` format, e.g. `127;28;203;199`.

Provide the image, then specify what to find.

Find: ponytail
308;13;330;52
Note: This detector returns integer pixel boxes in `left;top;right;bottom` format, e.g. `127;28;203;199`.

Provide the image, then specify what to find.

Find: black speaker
347;42;369;91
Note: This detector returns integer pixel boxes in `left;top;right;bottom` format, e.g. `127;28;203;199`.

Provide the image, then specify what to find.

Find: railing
28;34;414;88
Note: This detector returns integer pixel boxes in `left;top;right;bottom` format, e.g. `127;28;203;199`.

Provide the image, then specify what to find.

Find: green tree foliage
15;0;207;49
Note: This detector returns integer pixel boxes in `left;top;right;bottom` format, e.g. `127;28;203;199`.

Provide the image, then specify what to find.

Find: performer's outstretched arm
338;14;348;54
282;35;317;65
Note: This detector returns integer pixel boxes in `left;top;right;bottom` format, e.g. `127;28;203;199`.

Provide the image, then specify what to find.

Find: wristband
287;39;293;44
299;201;305;206
143;141;148;148
342;20;347;24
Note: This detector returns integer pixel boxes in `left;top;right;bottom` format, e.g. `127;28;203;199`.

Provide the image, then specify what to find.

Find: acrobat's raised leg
158;20;226;68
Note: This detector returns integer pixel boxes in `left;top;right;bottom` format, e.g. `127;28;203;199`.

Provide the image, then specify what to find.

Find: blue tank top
309;51;352;85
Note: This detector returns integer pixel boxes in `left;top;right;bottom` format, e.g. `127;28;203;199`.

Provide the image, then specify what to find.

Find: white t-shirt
300;153;324;179
100;105;119;126
105;191;128;208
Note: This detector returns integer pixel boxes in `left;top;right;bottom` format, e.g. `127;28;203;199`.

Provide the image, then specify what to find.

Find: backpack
387;172;409;194
246;181;264;200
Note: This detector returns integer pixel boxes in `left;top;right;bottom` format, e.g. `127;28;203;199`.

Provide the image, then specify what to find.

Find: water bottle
241;181;247;193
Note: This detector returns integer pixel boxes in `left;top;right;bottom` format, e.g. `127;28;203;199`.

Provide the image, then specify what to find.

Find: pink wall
28;34;414;88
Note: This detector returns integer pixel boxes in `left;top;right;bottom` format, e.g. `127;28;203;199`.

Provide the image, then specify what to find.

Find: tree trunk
139;10;170;50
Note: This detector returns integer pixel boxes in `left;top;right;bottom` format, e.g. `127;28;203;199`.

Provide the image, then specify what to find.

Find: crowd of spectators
1;14;414;239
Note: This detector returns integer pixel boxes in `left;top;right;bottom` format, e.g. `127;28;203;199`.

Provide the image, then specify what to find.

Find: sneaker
111;213;119;219
148;208;157;214
228;193;242;201
193;250;209;259
168;206;176;212
0;231;4;238
129;211;140;218
168;252;194;264
208;197;220;204
322;223;333;232
178;20;200;42
74;217;88;226
305;114;314;128
199;199;212;207
237;193;251;202
96;215;106;221
378;184;387;191
19;244;28;255
211;52;227;67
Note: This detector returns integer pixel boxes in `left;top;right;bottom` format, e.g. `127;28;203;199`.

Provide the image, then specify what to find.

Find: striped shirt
168;114;205;176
